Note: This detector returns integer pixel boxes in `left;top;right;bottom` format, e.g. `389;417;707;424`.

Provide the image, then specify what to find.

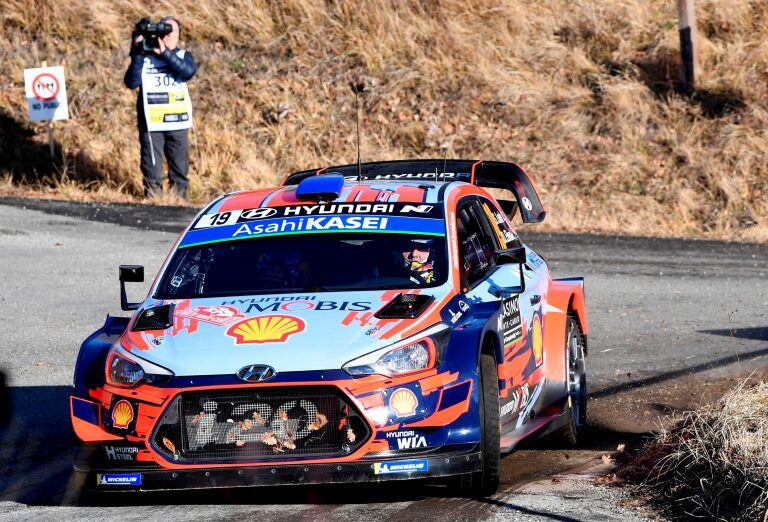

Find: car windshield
155;233;448;299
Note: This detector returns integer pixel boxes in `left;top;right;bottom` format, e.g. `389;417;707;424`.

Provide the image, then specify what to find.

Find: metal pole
48;125;55;158
40;60;55;158
677;0;698;93
355;89;361;182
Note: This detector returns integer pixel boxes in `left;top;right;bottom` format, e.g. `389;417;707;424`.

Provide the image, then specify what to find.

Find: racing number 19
194;211;236;229
214;212;231;226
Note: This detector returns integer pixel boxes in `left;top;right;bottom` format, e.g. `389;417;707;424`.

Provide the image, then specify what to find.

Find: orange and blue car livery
71;159;587;491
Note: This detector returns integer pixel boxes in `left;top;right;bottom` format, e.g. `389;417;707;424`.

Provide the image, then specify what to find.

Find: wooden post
677;0;698;93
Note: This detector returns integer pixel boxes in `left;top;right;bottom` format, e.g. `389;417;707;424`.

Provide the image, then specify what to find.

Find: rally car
71;159;587;496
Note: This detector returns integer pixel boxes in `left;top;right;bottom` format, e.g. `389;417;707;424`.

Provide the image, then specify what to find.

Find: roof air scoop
295;174;344;201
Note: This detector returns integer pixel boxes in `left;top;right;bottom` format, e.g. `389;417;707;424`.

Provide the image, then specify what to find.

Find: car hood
125;287;453;377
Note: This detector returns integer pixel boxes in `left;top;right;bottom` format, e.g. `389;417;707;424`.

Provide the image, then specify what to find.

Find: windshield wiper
298;286;330;293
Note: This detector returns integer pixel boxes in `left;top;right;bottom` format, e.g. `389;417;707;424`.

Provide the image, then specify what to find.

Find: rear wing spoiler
283;159;546;223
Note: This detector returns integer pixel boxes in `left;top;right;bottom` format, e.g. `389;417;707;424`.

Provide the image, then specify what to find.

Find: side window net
457;203;497;287
480;200;519;249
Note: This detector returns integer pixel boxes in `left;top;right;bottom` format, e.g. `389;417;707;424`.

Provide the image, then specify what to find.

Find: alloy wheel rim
567;329;584;429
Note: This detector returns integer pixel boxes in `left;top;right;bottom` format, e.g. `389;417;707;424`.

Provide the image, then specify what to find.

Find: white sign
24;66;69;122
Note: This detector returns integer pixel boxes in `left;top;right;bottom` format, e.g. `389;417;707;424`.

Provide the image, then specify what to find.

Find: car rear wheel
449;352;500;497
552;316;587;445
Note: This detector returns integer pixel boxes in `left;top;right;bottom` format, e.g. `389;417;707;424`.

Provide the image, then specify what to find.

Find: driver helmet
397;238;435;284
256;252;308;287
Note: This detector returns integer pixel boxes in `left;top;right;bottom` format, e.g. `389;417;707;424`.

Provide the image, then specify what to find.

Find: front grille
151;387;370;464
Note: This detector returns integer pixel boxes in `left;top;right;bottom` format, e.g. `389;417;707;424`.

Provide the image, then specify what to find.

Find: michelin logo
373;459;429;475
97;473;142;486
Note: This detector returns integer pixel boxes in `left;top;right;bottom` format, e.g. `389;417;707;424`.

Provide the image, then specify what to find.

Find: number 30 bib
141;50;193;132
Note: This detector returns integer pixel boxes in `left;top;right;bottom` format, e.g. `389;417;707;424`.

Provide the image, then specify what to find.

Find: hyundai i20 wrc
71;159;588;496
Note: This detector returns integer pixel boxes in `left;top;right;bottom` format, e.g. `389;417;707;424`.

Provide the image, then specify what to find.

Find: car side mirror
494;246;526;294
119;265;144;311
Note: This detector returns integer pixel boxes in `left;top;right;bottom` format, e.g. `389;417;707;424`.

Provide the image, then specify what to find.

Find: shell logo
389;388;418;417
111;399;134;429
226;315;306;345
532;314;543;367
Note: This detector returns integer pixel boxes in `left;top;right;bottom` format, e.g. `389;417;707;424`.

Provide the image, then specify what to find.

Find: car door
456;197;545;434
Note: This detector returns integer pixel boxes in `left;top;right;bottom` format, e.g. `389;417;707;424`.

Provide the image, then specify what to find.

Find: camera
133;18;173;54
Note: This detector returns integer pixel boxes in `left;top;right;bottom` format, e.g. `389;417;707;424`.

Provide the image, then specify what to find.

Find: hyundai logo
236;364;276;383
240;208;278;220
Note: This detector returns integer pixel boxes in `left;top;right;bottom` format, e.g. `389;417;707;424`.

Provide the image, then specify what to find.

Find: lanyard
141;51;193;132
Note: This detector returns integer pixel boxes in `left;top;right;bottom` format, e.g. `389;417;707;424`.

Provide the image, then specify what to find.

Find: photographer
124;16;196;201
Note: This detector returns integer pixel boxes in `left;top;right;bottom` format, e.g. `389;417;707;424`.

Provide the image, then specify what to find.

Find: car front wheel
450;352;500;497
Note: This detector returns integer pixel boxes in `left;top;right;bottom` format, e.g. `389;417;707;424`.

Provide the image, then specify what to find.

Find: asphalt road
1;198;767;521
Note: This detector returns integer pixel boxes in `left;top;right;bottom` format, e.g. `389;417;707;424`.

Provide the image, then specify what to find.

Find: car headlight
105;342;174;387
343;323;450;377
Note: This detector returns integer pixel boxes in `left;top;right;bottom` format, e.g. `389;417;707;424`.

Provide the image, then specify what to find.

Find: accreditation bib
141;50;193;132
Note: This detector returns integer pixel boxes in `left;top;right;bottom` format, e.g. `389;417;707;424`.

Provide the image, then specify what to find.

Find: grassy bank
617;380;768;520
1;0;767;240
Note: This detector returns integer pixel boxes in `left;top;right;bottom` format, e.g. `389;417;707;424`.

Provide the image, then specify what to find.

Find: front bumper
72;360;480;491
76;448;482;491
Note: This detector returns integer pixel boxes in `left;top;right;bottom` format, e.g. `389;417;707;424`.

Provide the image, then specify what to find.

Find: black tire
552;316;587;445
450;352;500;497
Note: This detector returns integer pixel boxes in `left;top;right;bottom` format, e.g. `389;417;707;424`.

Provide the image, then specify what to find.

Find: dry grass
619;380;768;520
1;0;768;240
